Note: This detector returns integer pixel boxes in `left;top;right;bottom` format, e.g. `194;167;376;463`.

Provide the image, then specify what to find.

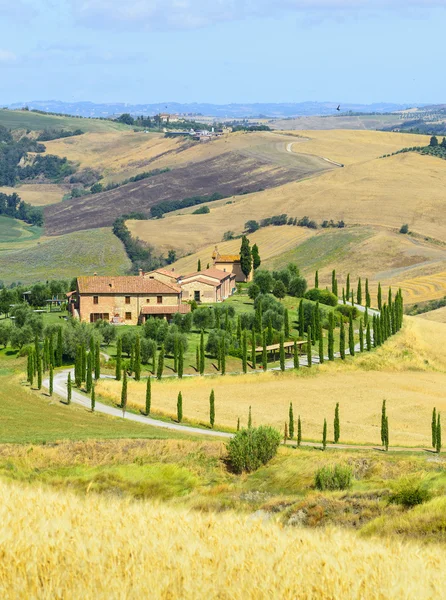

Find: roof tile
77;276;181;295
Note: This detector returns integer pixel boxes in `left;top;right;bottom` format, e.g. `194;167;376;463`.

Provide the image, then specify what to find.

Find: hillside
0;109;130;133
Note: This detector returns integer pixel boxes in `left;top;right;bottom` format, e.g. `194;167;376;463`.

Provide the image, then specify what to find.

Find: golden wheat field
0;184;66;206
284;129;431;165
417;306;446;323
0;480;444;599
96;319;446;447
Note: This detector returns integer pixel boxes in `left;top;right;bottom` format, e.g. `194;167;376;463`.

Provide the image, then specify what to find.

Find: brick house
212;246;252;282
71;275;189;325
178;268;236;303
142;268;178;286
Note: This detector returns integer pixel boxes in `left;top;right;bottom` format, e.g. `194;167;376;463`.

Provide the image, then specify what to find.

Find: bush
192;205;210;214
289;275;308;298
389;478;432;508
399;224;409;234
315;465;353;491
305;288;338;307
335;305;358;319
226;426;281;473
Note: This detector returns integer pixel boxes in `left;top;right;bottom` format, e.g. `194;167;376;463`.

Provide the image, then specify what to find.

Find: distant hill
0;109;130;133
6;100;419;119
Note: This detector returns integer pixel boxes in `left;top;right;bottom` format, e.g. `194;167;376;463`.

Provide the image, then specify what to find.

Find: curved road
286;141;344;168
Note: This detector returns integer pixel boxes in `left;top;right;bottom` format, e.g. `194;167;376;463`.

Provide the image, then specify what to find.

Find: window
157;296;163;304
194;290;201;302
125;296;131;304
93;296;99;305
125;312;132;320
146;299;150;303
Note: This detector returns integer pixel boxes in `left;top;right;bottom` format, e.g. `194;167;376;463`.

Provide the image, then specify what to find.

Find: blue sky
1;0;445;105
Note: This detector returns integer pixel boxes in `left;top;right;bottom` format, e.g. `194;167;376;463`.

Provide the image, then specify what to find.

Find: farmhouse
142;267;178;286
212;246;252;283
178;268;236;303
70;275;189;325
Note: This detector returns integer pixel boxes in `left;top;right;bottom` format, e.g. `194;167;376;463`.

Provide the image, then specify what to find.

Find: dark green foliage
293;341;299;369
357;278;362;305
251;328;256;369
307;327;312;367
196;346;200;372
284;308;290;338
315;465;352;491
178;344;184;379
220;338;226;375
334;403;340;444
150;191;225;219
253;270;274;294
377;283;382;311
177;391;183;423
145;377;151;415
289;402;294;439
304;288;337;307
328;312;335;361
49;364;54;396
322;418;327;451
86;352;92;394
297;416;302;448
56;328;63;367
115;338;122;381
197;259;201;272
242;331;248;373
157;345;165;380
279;332;285;371
366;322;372;351
209;389;215;428
298;300;305;337
37;356;42;390
240;235;252;280
121;370;127;411
335;304;358;319
226;426;281;474
332;269;338;297
248;405;252;429
365;279;371;308
273;280;286;300
94;341;101;381
81;345;87;383
381;400;389;451
90;382;95;412
348;314;355;357
67;372;71;404
389;479;432;508
339;319;345;360
432;407;437;449
318;325;324;364
436;414;442;454
359;319;364;352
199;330;205;375
315;270;319;289
134;335;141;381
237;417;240;431
346;273;350;300
74;345;82;388
251;243;261;270
262;331;267;371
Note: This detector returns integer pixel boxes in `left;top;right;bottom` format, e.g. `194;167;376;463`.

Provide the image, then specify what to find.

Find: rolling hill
0;109;130;133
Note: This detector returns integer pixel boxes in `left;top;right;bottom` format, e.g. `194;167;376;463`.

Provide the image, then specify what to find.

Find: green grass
0;109;131;133
0;228;131;285
264;227;373;273
0;216;41;245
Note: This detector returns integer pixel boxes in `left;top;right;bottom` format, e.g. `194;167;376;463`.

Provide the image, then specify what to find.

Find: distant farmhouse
69;247;252;323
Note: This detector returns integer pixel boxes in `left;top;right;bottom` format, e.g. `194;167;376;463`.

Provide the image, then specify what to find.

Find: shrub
289;275;308;298
389;478;432;508
399;224;409;234
192;205;210;214
226;426;281;474
314;465;353;491
305;288;338;307
335;304;358;319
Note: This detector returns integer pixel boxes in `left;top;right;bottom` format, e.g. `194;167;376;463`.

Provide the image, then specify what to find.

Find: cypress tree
436;414;442;454
129;345;134;376
328;312;334;361
339;319;345;360
432;407;437;449
346;273;350;300
237;417;240;431
49;363;54;396
49;335;55;372
333;278;338;298
255;302;262;333
262;331;267;371
43;338;49;372
196;346;200;372
251;328;256;369
377;283;382;311
67;372;72;404
56;327;63;367
115;337;122;381
75;345;82;388
314;302;320;341
151;343;157;374
293;341;299;369
267;316;273;345
284;308;290;338
365;278;371;308
298;300;304;337
359;318;364;352
236;315;242;344
334;403;340;443
284;422;288;443
322;418;327;451
121;369;127;410
364;306;369;327
248;405;252;429
348;314;355;356
289;402;294;439
357;278;362;305
144;377;152;415
157;345;165;380
197;259;201;272
252;243;261;270
315;270;319;289
91;382;95;412
297;415;302;448
331;269;336;295
311;308;317;344
342;288;346;304
318;324;324;364
200;330;205;375
351;291;355;307
86;352;92;393
81;344;87;383
381;400;387;448
177;391;183;422
385;416;389;451
242;330;248;373
178;344;184;379
209;389;215;428
27;351;33;384
221;339;226;375
279;332;285;371
240;235;252;280
134;335;141;381
37;356;42;390
307;327;312;368
366;322;372;351
95;341;101;381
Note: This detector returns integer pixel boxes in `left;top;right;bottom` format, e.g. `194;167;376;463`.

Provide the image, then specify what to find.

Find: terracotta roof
181;277;221;288
146;268;178;279
215;255;240;262
77;276;181;295
180;268;234;282
140;304;191;315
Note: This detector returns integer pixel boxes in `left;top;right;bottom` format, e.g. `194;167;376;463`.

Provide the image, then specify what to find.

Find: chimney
139;268;143;277
93;272;97;277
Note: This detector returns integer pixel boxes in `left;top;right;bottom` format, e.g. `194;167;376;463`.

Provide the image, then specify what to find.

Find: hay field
97;319;446;447
0;183;66;206
417;306;446;323
285;130;430;165
131;150;446;258
396;271;446;304
0;480;444;599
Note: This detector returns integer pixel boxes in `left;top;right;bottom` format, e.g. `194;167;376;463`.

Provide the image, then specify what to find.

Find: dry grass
417;306;446;323
285;129;431;165
0;184;66;206
96;319;446;447
0;479;444;599
396;271;446;304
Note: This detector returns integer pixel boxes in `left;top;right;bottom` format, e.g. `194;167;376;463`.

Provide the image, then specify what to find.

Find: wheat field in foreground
0;480;444;599
97;319;446;446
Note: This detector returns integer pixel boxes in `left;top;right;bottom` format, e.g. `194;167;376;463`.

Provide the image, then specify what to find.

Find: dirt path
286;141;344;167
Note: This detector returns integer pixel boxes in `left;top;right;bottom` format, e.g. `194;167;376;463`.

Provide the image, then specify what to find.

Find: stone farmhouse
212;247;252;282
70;275;190;325
178;268;236;303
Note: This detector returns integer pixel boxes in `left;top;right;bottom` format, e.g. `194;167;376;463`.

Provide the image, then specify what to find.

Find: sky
1;0;446;105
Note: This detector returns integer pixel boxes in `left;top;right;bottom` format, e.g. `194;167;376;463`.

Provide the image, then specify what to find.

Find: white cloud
71;0;446;30
0;49;16;63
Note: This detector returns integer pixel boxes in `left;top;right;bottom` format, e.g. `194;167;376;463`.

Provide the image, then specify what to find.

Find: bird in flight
336;105;341;111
